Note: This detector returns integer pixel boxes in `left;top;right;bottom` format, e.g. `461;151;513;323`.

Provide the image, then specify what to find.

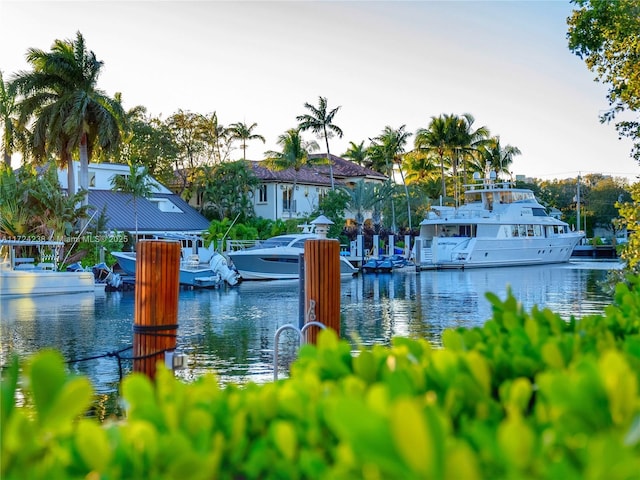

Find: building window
258;184;267;203
282;187;292;212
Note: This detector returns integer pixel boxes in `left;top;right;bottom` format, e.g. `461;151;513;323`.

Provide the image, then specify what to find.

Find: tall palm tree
404;149;442;199
448;114;490;205
110;162;156;246
0;71;26;167
374;125;413;230
264;128;320;217
296;96;343;190
202;112;231;163
11;32;126;205
414;114;457;201
476;136;522;180
342;140;369;168
229;121;266;160
346;180;392;235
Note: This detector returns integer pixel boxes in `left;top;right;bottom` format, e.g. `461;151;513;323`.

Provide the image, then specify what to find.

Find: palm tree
404;150;442;199
229;121;266;160
448;114;490;205
342;140;369;168
375;126;413;230
11;32;126;205
346;180;392;235
0;71;26;167
263;128;320;217
414;114;457;201
296;96;343;190
476;136;522;180
202;112;231;163
110;162;156;246
369;126;413;232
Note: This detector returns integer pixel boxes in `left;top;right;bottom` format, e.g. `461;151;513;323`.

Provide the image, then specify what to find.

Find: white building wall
57;161;170;194
253;183;326;221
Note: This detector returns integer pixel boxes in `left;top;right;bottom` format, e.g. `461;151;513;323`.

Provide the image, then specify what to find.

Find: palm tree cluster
2;32;527;238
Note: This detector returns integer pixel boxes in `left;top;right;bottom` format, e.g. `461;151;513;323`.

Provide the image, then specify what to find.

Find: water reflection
0;262;618;400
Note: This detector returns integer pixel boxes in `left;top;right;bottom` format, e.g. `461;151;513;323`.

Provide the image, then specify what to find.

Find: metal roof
87;190;210;233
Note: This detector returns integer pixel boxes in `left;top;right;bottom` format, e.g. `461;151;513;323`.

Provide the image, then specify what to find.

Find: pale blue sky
1;0;637;181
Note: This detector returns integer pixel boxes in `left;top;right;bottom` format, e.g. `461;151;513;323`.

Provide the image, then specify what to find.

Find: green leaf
497;413;535;471
26;350;67;423
353;350;377;383
75;419;112;473
599;351;638;425
390;399;433;477
465;351;491;396
1;355;19;429
270;420;298;462
44;376;93;430
541;341;566;369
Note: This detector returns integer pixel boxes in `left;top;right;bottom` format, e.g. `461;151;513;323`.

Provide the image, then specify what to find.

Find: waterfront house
58;162;210;239
248;154;388;222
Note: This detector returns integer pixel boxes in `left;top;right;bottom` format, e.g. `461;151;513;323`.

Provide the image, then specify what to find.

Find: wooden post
304;238;340;344
133;240;180;380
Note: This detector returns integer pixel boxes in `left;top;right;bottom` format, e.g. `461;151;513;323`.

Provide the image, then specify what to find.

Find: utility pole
576;173;581;232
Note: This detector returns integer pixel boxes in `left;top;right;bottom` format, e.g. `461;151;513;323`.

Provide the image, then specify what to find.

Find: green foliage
4;279;640;479
617;182;640;273
310;189;349;239
203;218;259;250
197;161;259;222
567;0;640;162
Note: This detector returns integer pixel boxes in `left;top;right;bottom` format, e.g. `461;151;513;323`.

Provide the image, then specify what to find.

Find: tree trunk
79;133;89;207
65;152;75;198
399;166;412;231
323;127;335;190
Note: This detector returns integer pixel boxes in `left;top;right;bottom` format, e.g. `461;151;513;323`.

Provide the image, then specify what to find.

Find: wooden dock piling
133;240;180;380
303;238;340;343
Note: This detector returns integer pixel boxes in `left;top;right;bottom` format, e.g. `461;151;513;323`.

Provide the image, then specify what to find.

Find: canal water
0;261;620;415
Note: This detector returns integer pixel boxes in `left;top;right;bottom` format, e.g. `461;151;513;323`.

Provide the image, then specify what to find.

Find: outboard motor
92;262;122;289
66;262;86;272
209;253;240;286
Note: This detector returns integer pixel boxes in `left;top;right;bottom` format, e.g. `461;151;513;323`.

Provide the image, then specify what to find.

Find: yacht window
512;225;519;237
518;225;527;237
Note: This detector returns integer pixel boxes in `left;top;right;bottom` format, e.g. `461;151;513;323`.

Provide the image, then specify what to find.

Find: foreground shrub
2;278;640;479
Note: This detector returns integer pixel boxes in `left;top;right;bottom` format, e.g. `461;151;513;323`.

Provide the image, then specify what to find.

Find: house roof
87;190;210;233
308;153;388;181
248;161;335;186
249;154;388;185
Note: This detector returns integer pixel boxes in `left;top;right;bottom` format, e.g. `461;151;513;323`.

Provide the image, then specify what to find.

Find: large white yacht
414;174;584;269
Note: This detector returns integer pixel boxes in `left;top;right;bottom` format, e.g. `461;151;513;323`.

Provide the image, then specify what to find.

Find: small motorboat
361;254;414;274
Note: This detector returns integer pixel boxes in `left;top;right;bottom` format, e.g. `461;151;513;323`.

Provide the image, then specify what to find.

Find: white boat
413;174;584;269
227;228;359;281
111;235;239;288
0;240;97;297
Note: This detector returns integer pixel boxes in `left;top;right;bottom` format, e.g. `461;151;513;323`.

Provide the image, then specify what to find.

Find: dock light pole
303;215;340;344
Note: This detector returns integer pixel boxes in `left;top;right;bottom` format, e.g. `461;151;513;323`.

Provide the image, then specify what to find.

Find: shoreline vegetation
2;277;640;479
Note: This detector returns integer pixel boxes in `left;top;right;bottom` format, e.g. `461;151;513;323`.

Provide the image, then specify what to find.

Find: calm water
0;261;620;404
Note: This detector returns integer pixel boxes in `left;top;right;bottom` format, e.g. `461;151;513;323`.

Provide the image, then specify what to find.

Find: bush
3;278;640;479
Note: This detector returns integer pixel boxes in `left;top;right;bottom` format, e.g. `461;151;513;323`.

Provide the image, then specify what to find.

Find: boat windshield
256;236;299;248
464;189;536;205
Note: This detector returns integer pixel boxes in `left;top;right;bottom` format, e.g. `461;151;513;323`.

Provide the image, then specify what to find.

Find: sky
1;0;638;182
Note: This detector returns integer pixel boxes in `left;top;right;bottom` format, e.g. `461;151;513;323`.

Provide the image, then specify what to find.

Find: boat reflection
341;262;614;347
